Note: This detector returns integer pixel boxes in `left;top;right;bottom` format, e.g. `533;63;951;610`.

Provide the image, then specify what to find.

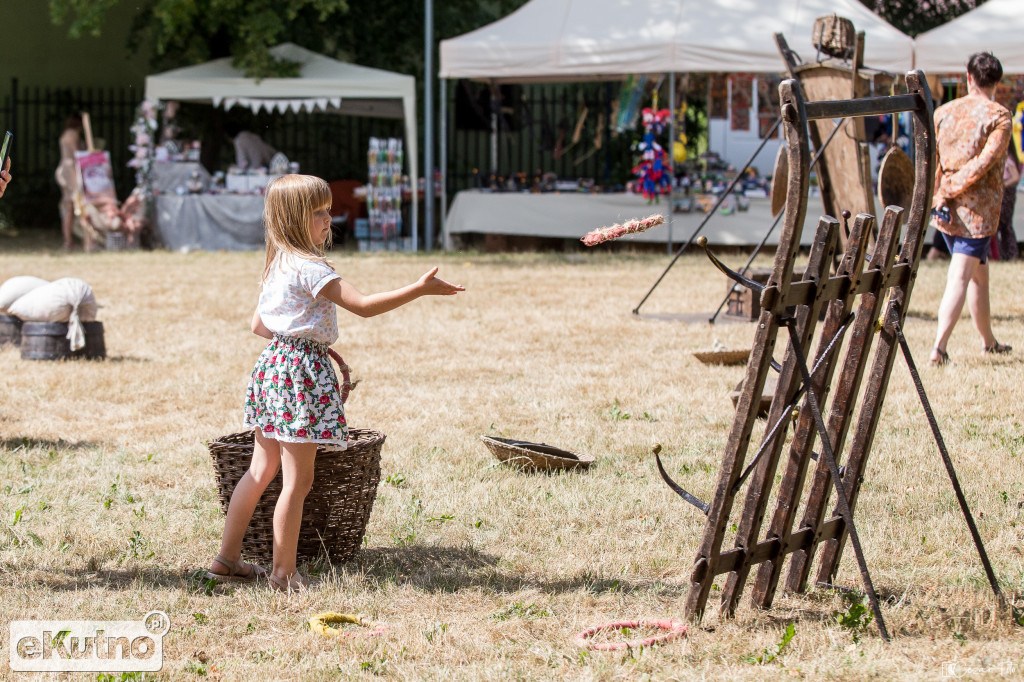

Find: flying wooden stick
581;214;664;246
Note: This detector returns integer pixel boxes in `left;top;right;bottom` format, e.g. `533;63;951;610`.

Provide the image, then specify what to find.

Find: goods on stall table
365;137;404;250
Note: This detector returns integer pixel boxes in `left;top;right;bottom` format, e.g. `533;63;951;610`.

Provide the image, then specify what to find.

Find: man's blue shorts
941;232;991;264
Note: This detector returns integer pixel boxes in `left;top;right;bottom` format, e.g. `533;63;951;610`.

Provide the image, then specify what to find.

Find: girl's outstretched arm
251;309;273;338
319;266;464;318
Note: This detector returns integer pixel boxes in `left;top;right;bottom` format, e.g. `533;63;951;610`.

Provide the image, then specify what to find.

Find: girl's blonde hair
261;174;334;281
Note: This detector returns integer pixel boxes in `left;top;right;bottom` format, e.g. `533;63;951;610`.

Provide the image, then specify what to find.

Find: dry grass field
1;232;1023;680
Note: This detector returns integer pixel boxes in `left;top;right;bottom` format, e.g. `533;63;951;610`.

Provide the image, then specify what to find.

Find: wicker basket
481;436;594;472
104;231;135;252
812;14;856;59
693;349;750;365
208;428;385;565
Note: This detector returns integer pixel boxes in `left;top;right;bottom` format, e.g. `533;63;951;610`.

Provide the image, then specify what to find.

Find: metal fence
445;80;636;194
0;79;142;227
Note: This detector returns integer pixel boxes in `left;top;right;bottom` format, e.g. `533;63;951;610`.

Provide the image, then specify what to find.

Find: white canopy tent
914;0;1024;74
145;42;419;248
439;0;913;80
437;0;912;249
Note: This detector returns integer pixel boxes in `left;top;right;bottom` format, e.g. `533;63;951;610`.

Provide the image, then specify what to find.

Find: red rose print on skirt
244;335;348;446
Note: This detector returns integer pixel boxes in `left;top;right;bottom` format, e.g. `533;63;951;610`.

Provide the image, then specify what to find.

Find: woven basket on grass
481;436;594;472
208;428;385;565
693;349;750;365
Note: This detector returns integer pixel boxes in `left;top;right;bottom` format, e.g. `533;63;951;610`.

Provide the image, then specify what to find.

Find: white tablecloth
443;191;824;249
154;194;265;251
151;162;212;193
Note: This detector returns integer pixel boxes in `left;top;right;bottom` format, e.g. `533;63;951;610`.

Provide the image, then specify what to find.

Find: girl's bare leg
271;441;317;583
210;430;281;576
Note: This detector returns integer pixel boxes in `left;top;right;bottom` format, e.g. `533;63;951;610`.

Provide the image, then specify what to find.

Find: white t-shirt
258;254;341;344
234;131;277;169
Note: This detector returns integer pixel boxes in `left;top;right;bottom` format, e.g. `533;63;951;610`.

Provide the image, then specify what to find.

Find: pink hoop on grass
574;619;687;650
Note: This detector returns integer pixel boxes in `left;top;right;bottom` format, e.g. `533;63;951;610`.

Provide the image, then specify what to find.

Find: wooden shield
877;146;914;211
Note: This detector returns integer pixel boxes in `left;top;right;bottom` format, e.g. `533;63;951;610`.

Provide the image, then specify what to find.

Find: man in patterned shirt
930;52;1013;365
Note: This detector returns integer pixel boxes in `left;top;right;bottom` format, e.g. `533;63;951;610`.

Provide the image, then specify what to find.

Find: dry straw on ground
0;235;1022;680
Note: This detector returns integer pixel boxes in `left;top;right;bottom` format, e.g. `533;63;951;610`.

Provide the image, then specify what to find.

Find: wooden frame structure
656;71;1005;641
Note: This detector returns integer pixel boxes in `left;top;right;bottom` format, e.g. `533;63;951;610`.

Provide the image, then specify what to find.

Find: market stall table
443;190;820;249
154;193;265;251
152;162;211;194
444;189;1024;249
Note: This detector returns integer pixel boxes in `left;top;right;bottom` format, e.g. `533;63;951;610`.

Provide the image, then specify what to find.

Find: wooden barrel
20;321;106;360
0;313;22;345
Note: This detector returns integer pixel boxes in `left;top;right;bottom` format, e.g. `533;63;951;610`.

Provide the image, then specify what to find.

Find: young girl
206;174;464;591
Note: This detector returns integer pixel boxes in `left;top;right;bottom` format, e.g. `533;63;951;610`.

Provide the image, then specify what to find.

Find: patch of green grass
747;622;795;664
491;602;552;621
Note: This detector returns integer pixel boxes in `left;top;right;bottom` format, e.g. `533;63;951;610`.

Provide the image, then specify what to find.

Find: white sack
0;276;50;312
7;278;99;351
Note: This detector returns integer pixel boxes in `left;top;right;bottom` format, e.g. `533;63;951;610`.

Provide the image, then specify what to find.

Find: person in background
55;112;89;251
225;121;277;170
929;52;1013;365
0;157;11;198
992;148;1020;260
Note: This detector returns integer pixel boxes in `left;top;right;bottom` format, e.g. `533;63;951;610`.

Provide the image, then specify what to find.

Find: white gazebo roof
915;0;1024;74
440;0;914;81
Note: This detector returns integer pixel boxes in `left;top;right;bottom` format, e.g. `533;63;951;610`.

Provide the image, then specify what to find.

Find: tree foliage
858;0;988;37
52;0;350;78
50;0;529;79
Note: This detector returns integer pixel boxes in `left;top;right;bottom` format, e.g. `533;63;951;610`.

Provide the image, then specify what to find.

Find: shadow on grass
102;355;152;364
345;544;688;598
0;436;101;452
905;309;1024;324
5;566;189;592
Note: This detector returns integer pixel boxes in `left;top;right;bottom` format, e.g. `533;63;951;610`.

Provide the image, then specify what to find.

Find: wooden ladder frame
675;72;943;640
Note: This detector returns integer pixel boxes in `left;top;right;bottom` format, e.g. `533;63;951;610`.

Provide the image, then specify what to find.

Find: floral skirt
243;335;348;447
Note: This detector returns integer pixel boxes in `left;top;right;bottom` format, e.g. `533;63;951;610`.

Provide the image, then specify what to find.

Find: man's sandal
205;554;267;583
983;342;1012;355
930;348;951;366
269;572;315;593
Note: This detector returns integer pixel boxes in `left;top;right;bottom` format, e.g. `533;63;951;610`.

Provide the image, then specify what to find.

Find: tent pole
490;80;498;175
440;77;449;250
424;0;435;251
668;72;675;255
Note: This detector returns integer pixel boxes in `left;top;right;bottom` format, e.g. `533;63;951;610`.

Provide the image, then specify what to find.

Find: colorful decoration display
1013;102;1024;163
123;100;160;237
366;137;403;242
632;108;672;202
127;100;159;200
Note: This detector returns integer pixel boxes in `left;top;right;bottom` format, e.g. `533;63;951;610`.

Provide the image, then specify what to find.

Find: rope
574;619;687;651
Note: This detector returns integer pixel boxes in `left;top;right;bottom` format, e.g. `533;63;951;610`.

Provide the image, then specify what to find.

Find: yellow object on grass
309;612;362;636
